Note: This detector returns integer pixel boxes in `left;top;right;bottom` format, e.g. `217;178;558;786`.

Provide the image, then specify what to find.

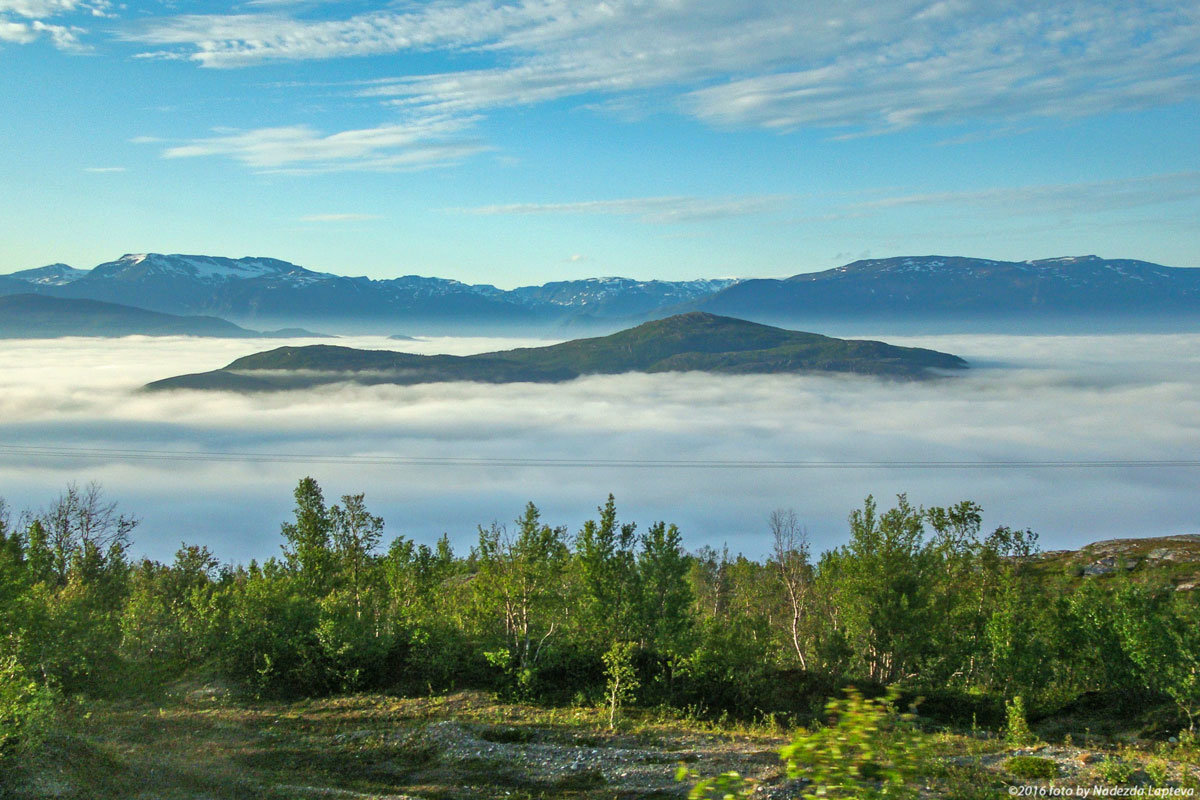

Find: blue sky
1;0;1198;286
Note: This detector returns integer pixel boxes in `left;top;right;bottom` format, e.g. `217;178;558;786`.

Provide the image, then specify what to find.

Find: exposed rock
1081;556;1137;577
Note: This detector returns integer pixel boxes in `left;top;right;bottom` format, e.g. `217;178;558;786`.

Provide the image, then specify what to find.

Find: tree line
2;479;1198;755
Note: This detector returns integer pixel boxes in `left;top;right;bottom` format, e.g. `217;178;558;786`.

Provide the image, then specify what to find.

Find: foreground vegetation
2;481;1199;796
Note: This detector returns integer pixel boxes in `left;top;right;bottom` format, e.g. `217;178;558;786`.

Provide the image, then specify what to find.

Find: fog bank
1;332;1197;563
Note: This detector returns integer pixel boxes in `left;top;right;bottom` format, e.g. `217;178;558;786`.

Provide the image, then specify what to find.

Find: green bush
1004;755;1057;780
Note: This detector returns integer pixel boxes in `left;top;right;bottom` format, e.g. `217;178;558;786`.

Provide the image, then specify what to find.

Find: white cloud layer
125;0;1200;135
1;332;1199;564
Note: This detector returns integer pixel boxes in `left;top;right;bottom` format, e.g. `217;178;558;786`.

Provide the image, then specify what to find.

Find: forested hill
144;312;968;391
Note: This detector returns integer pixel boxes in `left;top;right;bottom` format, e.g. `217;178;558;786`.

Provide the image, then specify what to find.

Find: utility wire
0;443;1196;470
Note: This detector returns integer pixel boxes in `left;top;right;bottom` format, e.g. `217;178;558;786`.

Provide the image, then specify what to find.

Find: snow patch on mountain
93;253;336;285
7;263;89;285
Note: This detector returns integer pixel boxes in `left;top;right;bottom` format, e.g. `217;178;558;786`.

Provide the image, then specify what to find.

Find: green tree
770;508;813;670
638;521;693;655
280;477;334;593
824;496;934;684
329;493;384;614
474;503;570;677
575;495;639;646
603;640;640;728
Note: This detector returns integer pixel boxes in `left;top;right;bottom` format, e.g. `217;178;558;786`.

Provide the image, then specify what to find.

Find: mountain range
145;312;967;392
3;252;1197;335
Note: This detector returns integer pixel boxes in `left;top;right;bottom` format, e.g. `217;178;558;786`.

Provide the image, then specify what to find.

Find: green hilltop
145;312;968;391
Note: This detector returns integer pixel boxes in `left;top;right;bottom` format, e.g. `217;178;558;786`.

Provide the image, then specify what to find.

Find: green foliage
280;477;335;592
1145;757;1171;787
638;520;693;655
1003;755;1057;780
780;687;927;800
1111;585;1200;730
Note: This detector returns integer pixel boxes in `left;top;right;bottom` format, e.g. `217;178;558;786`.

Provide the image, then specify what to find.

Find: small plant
1095;756;1135;785
1004;696;1037;747
1004;755;1057;780
602;641;640;730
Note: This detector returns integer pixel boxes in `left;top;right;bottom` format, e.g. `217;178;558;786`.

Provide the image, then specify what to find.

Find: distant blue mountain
0;253;734;333
689;255;1200;327
4;252;1196;334
0;294;324;338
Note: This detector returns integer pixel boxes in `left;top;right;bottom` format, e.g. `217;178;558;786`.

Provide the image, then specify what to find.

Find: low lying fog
2;331;1198;563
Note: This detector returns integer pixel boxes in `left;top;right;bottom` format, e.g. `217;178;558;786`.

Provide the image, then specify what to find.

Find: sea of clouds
1;331;1198;564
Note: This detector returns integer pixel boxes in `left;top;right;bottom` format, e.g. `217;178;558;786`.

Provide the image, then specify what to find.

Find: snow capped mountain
8;263;89;286
508;276;740;318
0;253;742;329
90;253;335;286
3;251;1194;334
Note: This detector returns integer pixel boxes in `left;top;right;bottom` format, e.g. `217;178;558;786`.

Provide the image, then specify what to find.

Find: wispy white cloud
827;172;1200;220
83;166;126;173
299;213;383;223
124;0;1200;135
461;195;791;224
153;116;490;174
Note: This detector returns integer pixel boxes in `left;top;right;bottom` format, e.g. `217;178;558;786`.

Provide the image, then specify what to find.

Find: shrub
780;687;927;800
1095;756;1135;785
1005;696;1037;746
1004;755;1057;780
1145;758;1171;787
0;655;56;758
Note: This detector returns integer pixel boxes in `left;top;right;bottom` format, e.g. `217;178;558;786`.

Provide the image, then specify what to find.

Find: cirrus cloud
123;0;1200;136
153;116;490;174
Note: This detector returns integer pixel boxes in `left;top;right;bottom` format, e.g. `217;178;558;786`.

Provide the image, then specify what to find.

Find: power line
0;443;1197;470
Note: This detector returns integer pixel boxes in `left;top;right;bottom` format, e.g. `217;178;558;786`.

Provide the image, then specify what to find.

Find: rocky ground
6;689;1200;800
